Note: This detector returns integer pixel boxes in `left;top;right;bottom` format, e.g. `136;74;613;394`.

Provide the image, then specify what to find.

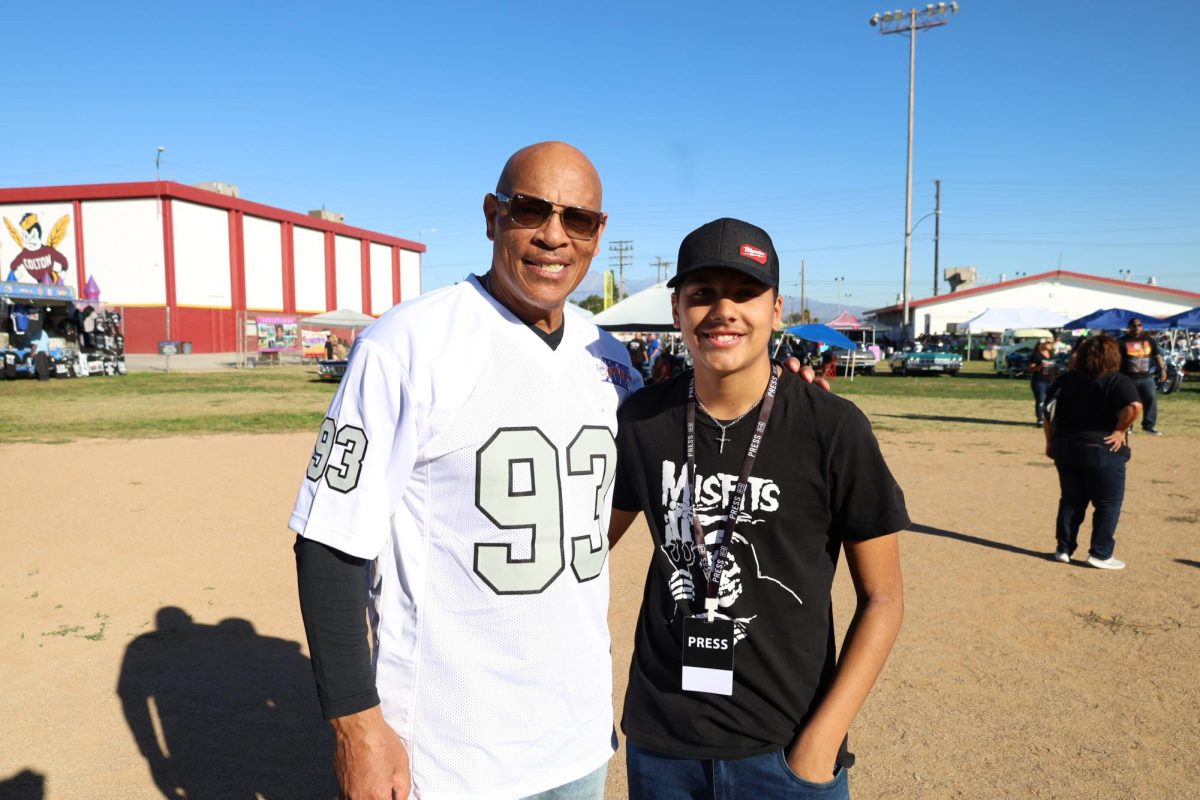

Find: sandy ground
1;423;1197;799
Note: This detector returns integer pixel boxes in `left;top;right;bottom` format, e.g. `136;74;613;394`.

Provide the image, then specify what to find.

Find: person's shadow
118;607;337;799
0;769;45;799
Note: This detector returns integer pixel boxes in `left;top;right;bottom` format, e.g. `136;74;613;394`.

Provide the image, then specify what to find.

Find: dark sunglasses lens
562;208;602;239
507;196;552;227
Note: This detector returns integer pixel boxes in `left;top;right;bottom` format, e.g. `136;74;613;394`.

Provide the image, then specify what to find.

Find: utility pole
649;256;673;283
870;2;959;338
933;179;941;296
800;259;806;322
609;240;633;300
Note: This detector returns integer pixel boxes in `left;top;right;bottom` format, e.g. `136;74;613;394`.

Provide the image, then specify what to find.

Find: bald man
290;142;641;799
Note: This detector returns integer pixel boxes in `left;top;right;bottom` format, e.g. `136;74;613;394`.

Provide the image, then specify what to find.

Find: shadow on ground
0;770;45;799
1176;559;1200;570
118;606;336;799
878;413;1033;428
908;522;1050;560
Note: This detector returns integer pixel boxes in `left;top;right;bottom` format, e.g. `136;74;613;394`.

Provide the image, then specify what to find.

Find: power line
608;240;634;300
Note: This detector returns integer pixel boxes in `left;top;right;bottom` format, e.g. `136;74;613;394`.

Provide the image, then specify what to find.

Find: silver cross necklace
696;399;756;454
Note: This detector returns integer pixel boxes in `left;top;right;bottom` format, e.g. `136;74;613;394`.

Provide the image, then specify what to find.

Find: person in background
1044;334;1141;570
1027;339;1057;427
628;333;649;378
1117;318;1165;435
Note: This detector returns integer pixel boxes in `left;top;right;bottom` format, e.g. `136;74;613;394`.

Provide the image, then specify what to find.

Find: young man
609;218;908;799
290;142;641;799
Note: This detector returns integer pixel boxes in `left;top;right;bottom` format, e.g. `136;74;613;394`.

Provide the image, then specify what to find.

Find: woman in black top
1027;339;1057;427
1044;335;1141;570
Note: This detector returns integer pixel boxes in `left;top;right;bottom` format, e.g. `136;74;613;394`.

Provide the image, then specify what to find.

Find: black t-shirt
1028;349;1058;383
628;338;646;367
1117;333;1160;377
1048;370;1140;458
612;369;910;759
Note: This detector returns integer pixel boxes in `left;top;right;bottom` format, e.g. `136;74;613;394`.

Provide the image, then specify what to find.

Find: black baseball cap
667;217;779;290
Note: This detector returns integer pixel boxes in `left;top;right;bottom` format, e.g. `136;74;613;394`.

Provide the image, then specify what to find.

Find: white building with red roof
864;270;1200;337
0;181;424;353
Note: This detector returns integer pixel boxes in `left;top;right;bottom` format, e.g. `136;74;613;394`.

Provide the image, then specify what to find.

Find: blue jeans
523;762;607;800
626;741;849;800
1131;375;1157;430
1054;450;1126;560
1031;379;1051;423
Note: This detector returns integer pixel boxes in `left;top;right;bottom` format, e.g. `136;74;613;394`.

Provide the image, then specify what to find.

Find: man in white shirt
289;142;641;799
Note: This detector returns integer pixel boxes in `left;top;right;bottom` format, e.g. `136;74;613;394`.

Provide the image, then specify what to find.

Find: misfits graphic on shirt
658;459;802;644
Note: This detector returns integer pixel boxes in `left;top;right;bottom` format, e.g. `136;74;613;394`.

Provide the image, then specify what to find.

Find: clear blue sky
10;0;1198;311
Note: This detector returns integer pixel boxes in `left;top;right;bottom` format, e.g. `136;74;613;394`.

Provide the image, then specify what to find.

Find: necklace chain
696;399;755;454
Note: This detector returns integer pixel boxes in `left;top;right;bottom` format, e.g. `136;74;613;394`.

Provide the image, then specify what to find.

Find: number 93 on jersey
305;420;617;597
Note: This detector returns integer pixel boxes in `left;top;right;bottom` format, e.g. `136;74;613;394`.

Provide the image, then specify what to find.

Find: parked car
993;328;1055;376
317;358;348;381
889;345;962;376
827;346;878;375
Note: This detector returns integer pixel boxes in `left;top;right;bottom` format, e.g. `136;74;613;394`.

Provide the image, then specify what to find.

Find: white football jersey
290;275;641;800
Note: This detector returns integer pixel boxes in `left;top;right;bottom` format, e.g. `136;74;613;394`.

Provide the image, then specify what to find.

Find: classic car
317;358;348;381
827;346;879;375
889;345;963;376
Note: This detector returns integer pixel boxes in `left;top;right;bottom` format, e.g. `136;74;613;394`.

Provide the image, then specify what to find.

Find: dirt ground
1;421;1197;799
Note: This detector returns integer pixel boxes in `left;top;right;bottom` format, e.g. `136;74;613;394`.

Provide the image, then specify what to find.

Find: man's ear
671;290;681;329
483;194;498;241
590;214;609;258
773;292;784;329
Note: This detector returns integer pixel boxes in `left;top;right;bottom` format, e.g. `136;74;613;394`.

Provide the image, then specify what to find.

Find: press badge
681;616;735;695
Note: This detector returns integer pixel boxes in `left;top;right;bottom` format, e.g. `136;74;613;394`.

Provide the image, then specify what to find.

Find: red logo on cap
740;244;768;265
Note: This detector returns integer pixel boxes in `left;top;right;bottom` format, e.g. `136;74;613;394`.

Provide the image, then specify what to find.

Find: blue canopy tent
786;324;856;349
1063;308;1168;330
786;323;864;380
1161;307;1200;330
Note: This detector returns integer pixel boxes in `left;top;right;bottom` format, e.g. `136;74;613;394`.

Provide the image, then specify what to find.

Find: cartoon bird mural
6;212;71;284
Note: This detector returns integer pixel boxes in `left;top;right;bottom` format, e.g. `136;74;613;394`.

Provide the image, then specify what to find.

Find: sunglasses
494;191;605;240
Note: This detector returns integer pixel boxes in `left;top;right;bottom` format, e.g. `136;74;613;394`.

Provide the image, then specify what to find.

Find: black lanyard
686;366;779;621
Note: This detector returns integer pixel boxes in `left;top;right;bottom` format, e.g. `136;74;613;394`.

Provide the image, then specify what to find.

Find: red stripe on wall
324;232;337;310
391;247;401;305
282;222;296;313
228;210;243;313
361;239;372;314
162;198;177;328
72;199;87;294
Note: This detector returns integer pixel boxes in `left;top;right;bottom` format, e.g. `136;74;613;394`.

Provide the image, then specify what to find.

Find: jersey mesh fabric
290;276;641;799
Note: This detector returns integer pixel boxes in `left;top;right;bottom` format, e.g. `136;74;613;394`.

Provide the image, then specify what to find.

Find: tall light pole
155;146;166;219
870;2;959;338
835;276;845;314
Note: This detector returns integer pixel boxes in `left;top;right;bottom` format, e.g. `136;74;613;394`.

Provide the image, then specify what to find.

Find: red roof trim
0;181;426;252
866;270;1200;315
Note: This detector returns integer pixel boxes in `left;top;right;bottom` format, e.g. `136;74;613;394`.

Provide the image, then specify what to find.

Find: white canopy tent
961;307;1071;333
590;282;675;332
960;307;1071;363
300;308;378;329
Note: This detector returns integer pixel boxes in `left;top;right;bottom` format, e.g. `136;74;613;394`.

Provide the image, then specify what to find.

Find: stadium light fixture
868;4;961;337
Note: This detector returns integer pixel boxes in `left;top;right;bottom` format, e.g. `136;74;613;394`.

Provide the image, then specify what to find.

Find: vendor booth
1;279;126;380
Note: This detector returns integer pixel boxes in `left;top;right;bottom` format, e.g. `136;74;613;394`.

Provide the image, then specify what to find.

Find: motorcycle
1156;351;1186;394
